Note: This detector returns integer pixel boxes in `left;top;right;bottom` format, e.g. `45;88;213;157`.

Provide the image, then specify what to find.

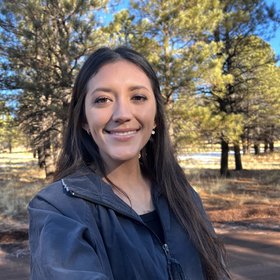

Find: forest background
1;0;280;178
0;2;280;278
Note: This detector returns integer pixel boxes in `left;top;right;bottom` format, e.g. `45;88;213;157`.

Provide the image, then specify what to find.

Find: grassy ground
0;150;45;227
0;149;279;229
180;151;280;229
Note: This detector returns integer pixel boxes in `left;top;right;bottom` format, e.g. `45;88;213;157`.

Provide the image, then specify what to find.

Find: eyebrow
128;85;150;91
89;85;151;96
89;87;113;96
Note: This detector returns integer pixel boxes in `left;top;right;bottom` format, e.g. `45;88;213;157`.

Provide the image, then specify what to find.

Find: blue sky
265;0;280;62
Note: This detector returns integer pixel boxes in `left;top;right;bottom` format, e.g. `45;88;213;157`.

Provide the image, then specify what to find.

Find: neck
105;157;144;191
102;157;154;215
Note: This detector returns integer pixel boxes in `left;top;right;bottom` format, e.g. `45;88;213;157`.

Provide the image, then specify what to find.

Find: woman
29;46;229;279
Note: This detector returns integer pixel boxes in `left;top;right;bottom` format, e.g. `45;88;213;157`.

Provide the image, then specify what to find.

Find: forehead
88;60;153;89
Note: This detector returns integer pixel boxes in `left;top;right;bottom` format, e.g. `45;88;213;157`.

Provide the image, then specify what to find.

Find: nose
111;98;132;123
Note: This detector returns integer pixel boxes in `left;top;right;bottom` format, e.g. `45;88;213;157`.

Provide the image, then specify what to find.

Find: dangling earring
87;130;91;136
151;129;155;135
138;153;141;159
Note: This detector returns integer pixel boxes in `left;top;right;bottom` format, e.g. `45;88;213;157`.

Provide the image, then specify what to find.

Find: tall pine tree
0;0;108;177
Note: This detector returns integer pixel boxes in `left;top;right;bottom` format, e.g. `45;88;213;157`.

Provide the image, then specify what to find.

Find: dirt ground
0;224;279;280
220;227;280;280
1;199;280;280
1;188;280;280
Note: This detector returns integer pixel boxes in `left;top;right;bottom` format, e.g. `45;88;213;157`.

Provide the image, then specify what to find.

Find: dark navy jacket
28;168;210;279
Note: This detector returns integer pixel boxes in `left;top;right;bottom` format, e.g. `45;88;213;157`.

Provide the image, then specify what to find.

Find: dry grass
0;150;45;224
0;149;279;228
180;151;280;227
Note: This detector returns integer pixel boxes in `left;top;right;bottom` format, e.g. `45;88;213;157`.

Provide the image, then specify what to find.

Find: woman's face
83;60;157;167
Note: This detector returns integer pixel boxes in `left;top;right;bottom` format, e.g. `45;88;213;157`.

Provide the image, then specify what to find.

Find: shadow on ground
219;228;280;280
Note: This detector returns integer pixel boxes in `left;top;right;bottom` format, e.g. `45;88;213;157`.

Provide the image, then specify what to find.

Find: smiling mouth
104;129;140;136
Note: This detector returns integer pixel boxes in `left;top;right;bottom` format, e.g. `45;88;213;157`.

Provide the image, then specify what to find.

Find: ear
82;123;90;134
153;122;157;129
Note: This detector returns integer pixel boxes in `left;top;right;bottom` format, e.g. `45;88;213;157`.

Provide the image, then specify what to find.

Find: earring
138;153;141;159
151;129;155;135
87;130;91;135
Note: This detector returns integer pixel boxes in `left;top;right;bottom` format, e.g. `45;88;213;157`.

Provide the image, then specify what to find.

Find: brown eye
94;97;111;104
132;95;147;102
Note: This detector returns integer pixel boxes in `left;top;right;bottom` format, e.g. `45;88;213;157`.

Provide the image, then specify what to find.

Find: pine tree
0;0;108;177
106;0;224;146
210;0;279;175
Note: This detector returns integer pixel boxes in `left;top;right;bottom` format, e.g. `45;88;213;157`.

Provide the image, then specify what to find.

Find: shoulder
189;187;204;208
29;180;64;211
189;186;216;234
29;167;100;219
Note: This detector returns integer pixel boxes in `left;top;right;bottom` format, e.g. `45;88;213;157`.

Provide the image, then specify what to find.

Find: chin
111;154;138;163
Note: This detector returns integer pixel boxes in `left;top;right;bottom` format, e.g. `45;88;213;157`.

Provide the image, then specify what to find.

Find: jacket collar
61;166;154;220
62;166;171;235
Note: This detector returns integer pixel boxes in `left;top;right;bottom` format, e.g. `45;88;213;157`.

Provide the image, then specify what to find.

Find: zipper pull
62;179;75;196
162;244;173;279
162;243;170;258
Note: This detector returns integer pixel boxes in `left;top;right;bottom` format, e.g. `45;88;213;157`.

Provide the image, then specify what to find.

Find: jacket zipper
162;244;174;280
63;181;175;279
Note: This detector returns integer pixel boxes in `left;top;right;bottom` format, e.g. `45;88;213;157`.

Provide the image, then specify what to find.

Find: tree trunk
38;146;45;168
241;131;250;155
220;139;229;176
269;141;274;152
8;142;12;153
52;130;62;163
242;138;250;155
264;140;268;153
44;136;55;178
254;143;260;155
234;144;243;170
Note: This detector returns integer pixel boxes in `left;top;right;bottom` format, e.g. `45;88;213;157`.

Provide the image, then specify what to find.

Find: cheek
149;104;157;126
142;112;157;130
86;108;109;130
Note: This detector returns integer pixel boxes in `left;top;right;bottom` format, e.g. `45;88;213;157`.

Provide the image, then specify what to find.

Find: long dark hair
54;46;229;279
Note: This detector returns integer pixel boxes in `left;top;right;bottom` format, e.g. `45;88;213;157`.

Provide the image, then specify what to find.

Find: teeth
111;130;136;136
